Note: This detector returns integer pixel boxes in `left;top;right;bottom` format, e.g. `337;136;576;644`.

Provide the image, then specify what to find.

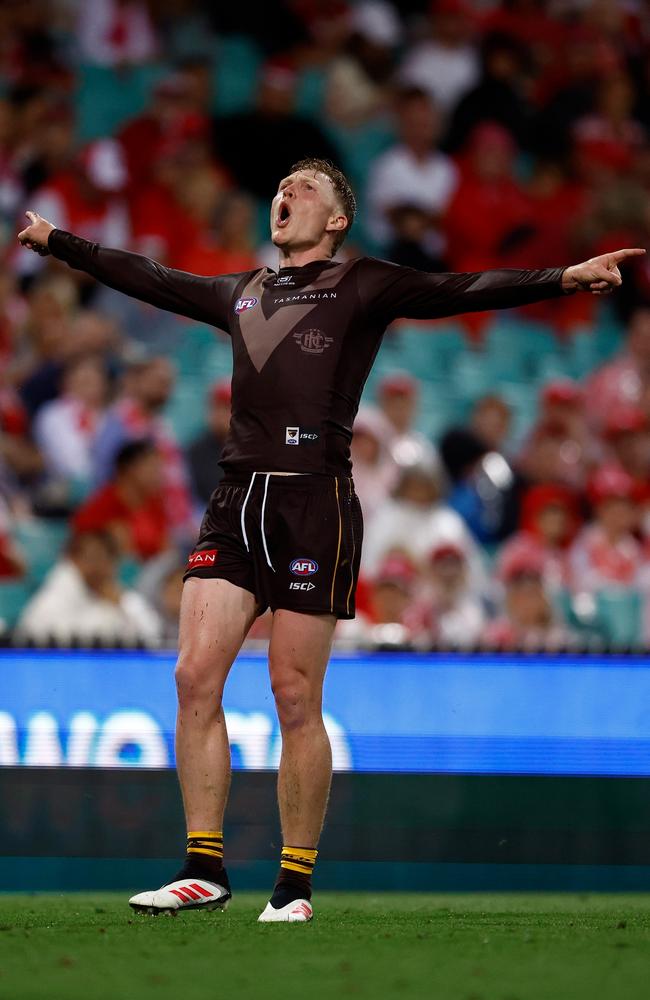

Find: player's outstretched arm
18;211;230;327
362;249;645;324
561;249;645;295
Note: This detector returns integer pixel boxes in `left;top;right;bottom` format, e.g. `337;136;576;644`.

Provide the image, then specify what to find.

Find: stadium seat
213;35;262;114
165;383;206;444
118;558;142;589
295;68;327;121
76;63;167;141
0;581;35;630
595;589;642;647
14;521;68;586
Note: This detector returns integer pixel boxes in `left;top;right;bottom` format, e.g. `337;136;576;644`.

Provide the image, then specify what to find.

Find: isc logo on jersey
235;297;258;313
290;559;318;576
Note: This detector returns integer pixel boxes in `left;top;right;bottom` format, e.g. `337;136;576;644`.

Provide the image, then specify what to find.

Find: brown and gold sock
269;846;318;908
177;830;228;887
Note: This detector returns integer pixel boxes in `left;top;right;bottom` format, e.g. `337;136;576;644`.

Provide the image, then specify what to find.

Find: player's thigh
176;577;258;702
268;610;336;719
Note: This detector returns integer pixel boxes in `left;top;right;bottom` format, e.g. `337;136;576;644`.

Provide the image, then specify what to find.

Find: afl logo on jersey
235;296;258;314
290;558;319;576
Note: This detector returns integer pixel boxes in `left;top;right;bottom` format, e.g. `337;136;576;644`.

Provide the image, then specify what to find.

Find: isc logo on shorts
290;581;316;591
234;296;258;314
290;558;318;576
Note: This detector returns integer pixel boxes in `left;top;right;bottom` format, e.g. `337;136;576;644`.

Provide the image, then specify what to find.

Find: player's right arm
18;211;232;328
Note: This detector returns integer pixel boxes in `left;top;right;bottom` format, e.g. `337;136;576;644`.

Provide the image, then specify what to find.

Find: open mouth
276;200;291;228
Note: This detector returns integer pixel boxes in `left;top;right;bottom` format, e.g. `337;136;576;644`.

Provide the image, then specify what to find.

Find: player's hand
17;210;55;257
562;248;646;295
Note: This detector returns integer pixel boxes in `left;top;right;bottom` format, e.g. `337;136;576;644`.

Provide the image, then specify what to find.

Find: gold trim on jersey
330;479;342;612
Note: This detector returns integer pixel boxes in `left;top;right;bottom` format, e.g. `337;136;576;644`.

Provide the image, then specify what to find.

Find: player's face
270;170;346;254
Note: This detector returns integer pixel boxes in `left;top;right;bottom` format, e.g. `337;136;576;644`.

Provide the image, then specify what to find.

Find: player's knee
271;673;316;731
175;652;223;711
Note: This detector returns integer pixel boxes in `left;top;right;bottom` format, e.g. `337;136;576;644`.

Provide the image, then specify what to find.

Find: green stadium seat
595;589;642;647
450;351;492;398
213;36;262;114
0;580;35;630
165;383;206;445
295;68;327;121
14;521;68;586
76;63;167;141
118;558;142;589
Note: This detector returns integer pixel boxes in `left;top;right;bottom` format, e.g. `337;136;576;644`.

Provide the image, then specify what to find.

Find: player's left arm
360;250;645;323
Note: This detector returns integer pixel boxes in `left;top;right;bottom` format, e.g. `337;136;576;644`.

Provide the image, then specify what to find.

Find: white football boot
129;878;231;915
257;898;313;922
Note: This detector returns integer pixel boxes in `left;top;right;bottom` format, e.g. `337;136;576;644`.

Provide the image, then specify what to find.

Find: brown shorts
184;473;363;619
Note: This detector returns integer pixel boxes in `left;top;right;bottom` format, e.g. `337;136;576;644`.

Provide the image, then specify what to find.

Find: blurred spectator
0;383;42;497
130;135;231;267
19;103;76;201
186;379;231;508
470;394;512;452
444;122;531;275
572;74;647;183
137;549;186;646
362;459;487;594
119;68;215;195
518;379;597;491
400;0;479;114
350;406;397;521
175;191;258;276
602;405;650;481
530;23;607;161
483;546;572;650
20;139;130;279
568;464;643;593
362;552;416;627
0;494;24;579
34;356;109;484
517;420;586;492
325;1;401;126
366;87;458;259
342;551;422;648
377;372;440;469
584;308;650;433
14;277;118;419
214;60;340;202
444;30;530;153
497;484;581;593
17;530;161;645
440;425;520;544
93;356;193;534
77;0;158;68
73;439;169;560
413;542;486;647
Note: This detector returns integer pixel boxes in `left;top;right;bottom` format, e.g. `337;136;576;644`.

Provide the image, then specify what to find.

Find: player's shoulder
354;255;407;278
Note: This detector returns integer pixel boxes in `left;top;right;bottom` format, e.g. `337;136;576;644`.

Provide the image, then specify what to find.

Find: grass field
1;893;649;1000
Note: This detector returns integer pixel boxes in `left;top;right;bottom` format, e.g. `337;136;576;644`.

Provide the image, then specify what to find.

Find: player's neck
278;246;333;269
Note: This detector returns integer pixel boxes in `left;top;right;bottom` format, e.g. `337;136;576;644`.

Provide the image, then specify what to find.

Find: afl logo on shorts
290;558;319;576
235;296;258;314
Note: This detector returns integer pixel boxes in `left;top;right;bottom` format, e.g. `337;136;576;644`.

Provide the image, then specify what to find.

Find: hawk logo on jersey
286;427;299;445
234;296;258;313
290;558;319;576
293;329;334;355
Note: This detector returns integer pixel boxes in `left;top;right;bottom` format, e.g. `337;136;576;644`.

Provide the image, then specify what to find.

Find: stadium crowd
2;0;650;649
